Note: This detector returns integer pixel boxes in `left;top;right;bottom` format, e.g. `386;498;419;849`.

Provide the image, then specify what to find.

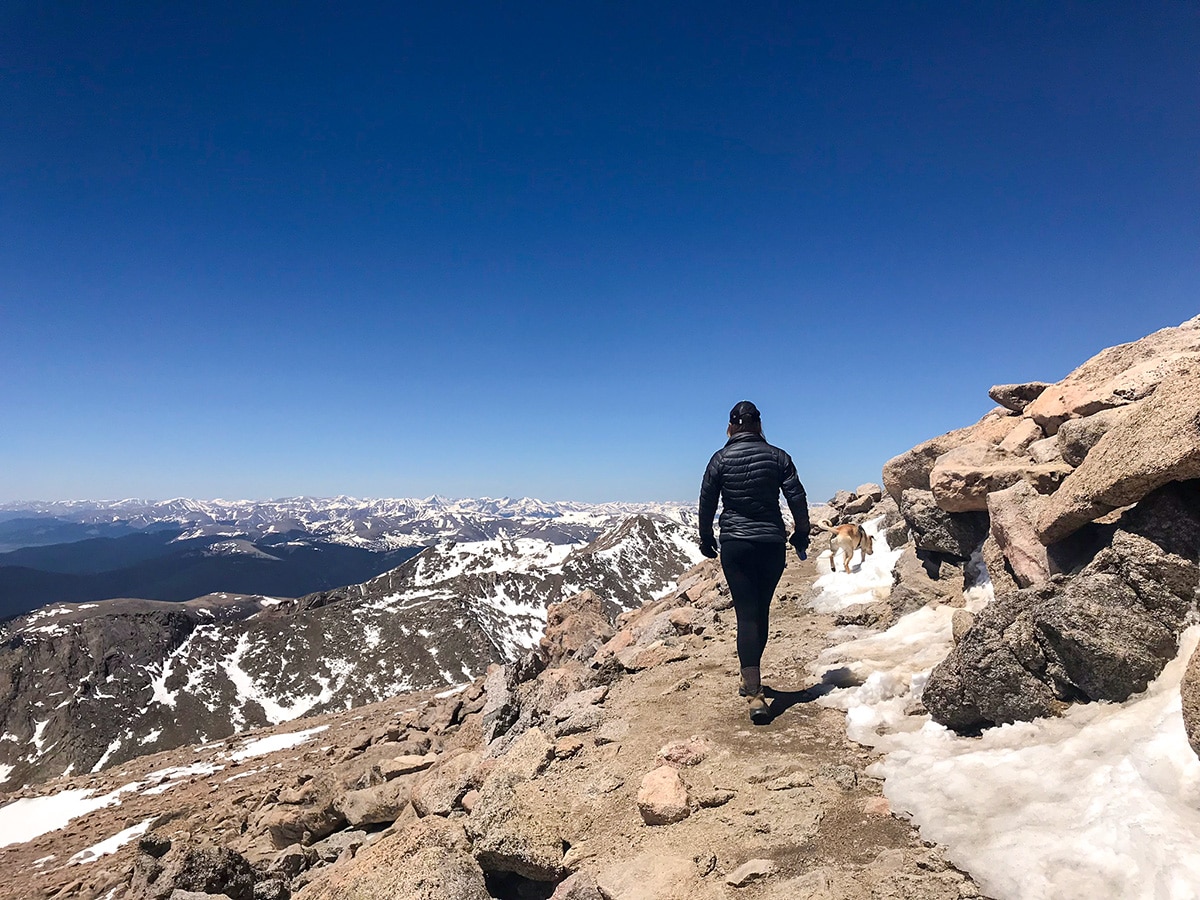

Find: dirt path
475;553;987;899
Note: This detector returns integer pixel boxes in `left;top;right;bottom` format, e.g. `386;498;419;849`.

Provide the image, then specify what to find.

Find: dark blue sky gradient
3;2;1197;502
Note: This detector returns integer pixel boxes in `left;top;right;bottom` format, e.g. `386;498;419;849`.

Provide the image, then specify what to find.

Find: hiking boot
739;666;760;698
748;692;771;725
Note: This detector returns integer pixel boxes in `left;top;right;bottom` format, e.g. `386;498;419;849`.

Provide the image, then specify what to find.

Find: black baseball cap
729;400;761;426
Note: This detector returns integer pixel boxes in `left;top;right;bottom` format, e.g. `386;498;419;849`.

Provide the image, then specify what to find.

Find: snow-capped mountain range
0;496;698;551
0;496;700;621
0;508;704;788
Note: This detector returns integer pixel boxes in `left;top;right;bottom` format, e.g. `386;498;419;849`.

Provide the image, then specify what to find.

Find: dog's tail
814;519;839;534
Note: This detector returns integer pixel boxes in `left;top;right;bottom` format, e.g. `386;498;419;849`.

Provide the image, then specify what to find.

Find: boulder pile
878;315;1200;734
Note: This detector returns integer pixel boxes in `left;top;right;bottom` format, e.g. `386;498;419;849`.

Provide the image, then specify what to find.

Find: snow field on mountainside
807;524;1200;900
0;728;329;849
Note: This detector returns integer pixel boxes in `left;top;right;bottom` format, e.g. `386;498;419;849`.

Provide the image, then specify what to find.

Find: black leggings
720;540;786;669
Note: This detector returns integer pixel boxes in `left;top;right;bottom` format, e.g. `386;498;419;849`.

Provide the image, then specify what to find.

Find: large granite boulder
300;817;491;900
929;443;1071;512
467;772;567;881
926;481;1200;733
1037;364;1200;543
1024;315;1200;433
882;408;1020;503
899;489;989;559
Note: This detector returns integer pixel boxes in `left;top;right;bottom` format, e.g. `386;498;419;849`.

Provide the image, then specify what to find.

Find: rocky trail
0;548;983;900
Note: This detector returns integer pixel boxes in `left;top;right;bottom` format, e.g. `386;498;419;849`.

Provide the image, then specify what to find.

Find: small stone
656;735;713;768
594;718;629;746
861;797;891;817
460;788;480;813
636;765;691;825
725;858;777;887
555;738;584;759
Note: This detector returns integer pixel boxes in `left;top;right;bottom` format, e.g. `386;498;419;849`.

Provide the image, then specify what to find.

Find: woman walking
698;401;810;724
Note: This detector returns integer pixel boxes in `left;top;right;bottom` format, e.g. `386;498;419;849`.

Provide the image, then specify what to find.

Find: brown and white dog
816;520;874;574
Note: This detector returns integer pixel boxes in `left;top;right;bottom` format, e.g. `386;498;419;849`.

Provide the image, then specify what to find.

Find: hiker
698;400;810;724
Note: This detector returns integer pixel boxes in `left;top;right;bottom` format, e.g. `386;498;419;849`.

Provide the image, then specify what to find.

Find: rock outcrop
1037;363;1200;543
925;481;1200;732
874;316;1200;737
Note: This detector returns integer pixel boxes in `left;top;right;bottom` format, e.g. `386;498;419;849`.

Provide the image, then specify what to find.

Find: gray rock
411;750;481;817
899;489;989;559
868;494;910;550
1056;405;1135;467
297;817;490;900
551;871;606;900
831;489;855;509
888;546;962;618
1039;364;1200;543
1182;645;1200;761
926;482;1200;732
988;382;1051;413
267;843;316;879
467;773;567;881
1027;436;1065;465
133;842;257;900
726;858;778;887
981;534;1020;598
483;726;554;784
252;881;289;900
841;493;876;515
334;778;411;827
479;664;521;746
310;830;368;864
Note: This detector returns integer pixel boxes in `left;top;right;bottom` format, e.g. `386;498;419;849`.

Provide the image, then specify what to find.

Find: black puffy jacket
698;433;810;544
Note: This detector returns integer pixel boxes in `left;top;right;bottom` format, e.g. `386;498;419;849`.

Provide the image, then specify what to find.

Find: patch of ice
0;764;13;784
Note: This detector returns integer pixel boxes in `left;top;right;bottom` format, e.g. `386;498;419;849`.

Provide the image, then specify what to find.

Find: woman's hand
789;530;808;560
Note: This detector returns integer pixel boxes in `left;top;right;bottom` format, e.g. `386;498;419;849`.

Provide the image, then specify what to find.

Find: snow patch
68;817;153;864
228;725;329;761
809;542;1200;900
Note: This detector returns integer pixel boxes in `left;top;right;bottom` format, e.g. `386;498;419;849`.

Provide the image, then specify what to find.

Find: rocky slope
0;515;701;789
0;545;983;900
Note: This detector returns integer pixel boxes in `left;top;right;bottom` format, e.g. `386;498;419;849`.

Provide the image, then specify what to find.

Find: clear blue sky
2;2;1197;504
